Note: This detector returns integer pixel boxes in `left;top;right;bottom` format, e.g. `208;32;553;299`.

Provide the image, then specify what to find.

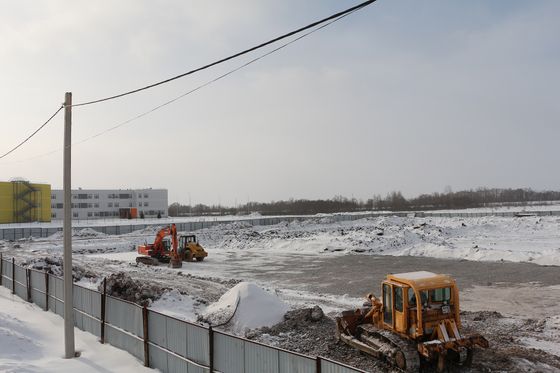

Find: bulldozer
336;271;488;372
136;224;207;268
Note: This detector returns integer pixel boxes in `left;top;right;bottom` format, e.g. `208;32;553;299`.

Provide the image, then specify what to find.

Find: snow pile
22;256;97;281
0;287;153;373
198;215;560;266
47;228;106;239
203;282;290;334
150;289;201;322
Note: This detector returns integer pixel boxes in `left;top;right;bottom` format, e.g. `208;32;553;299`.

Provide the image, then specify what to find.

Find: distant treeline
168;188;560;216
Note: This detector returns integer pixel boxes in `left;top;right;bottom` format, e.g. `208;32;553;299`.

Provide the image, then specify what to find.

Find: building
50;188;168;220
0;180;51;224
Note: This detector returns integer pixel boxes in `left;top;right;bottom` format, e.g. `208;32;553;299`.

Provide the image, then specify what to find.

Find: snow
521;337;560;357
203;282;290;334
393;271;437;280
0;287;155;373
149;289;200;322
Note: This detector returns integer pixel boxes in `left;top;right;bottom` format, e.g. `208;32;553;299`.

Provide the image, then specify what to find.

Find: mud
249;307;560;373
101;272;168;306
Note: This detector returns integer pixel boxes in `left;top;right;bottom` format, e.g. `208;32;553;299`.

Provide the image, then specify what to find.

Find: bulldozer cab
382;272;459;338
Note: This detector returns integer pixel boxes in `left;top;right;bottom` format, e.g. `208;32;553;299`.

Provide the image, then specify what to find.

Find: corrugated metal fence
2;210;560;240
0;254;367;373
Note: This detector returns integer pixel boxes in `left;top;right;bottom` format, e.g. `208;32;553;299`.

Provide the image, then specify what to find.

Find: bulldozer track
359;325;421;373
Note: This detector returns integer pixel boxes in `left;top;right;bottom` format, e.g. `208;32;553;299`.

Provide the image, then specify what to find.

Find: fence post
44;272;49;311
26;268;31;302
0;253;3;286
209;325;214;372
100;278;107;344
316;357;322;373
12;258;15;295
142;305;149;367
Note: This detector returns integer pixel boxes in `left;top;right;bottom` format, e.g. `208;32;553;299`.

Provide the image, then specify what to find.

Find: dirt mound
22;256;97;281
462;311;560;373
248;306;390;372
100;272;168;306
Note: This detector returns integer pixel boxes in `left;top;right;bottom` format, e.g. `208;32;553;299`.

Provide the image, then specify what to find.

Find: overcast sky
0;0;558;206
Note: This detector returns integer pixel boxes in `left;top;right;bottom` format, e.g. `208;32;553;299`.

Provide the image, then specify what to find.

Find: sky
0;0;559;206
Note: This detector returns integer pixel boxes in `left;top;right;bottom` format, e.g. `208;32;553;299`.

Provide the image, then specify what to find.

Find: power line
72;0;377;107
75;9;357;144
0;105;63;160
3;6;363;164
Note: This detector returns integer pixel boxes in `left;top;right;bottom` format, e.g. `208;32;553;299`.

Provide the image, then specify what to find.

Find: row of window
51;193;150;200
52;202;150;209
52;210;165;218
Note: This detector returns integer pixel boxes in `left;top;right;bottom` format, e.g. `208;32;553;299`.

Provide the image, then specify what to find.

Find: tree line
168;188;560;217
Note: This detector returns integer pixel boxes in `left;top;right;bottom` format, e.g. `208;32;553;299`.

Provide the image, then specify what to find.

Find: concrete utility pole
63;92;75;358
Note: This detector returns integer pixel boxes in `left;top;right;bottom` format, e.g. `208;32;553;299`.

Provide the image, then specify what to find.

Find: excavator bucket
169;255;182;268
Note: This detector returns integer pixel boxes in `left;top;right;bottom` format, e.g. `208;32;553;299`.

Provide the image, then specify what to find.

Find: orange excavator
136;224;183;268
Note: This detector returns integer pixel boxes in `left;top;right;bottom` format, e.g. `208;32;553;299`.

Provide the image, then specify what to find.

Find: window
88;212;93;217
78;194;88;199
94;194;99;199
56;203;63;209
429;288;451;303
108;202;113;207
138;194;142;199
119;193;132;199
144;194;148;198
51;194;56;200
383;284;392;325
72;195;77;199
73;212;78;218
88;204;92;208
394;286;403;312
408;289;429;307
144;202;148;207
138;202;142;207
51;213;56;218
129;202;133;207
94;203;99;208
114;203;120;207
78;203;88;208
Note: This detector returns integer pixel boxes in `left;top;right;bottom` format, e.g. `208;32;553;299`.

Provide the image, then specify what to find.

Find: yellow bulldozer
336;271;488;372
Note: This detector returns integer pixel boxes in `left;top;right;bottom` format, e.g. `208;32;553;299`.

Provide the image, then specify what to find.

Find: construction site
1;212;559;372
1;1;559;372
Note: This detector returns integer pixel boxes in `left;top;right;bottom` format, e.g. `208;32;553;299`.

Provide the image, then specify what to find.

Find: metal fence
2;210;560;240
0;254;367;373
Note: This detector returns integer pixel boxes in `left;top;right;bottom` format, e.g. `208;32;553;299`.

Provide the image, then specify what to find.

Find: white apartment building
50;188;168;220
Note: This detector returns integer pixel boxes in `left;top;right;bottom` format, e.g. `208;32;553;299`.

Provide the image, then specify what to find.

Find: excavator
136;224;207;268
336;271;488;372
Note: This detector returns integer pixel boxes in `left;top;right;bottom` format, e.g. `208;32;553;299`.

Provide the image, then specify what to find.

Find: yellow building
0;180;51;224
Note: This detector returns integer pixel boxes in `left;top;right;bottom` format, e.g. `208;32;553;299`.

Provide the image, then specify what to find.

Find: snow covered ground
1;213;560;371
0;287;154;373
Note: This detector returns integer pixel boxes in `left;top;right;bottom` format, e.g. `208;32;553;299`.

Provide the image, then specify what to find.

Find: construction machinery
335;271;488;372
136;224;207;268
178;234;208;262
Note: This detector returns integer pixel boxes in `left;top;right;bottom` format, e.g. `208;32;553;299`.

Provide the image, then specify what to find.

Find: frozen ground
1;214;560;372
0;287;155;373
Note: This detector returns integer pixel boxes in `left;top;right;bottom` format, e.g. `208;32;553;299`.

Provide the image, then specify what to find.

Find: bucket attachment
169;252;182;268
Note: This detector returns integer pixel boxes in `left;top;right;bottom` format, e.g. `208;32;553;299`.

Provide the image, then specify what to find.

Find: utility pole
63;92;75;358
